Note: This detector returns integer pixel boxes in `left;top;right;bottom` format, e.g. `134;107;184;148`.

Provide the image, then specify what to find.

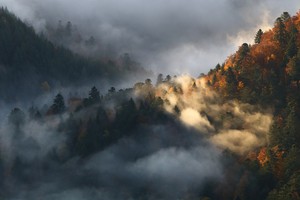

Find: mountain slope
204;11;300;199
0;8;149;102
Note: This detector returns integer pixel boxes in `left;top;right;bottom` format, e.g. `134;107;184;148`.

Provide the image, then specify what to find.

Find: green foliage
267;172;300;200
50;93;66;114
0;8;148;102
281;12;291;22
283;145;300;179
274;17;288;48
255;29;263;44
225;67;238;98
286;25;298;58
287;54;300;83
83;86;101;106
239;43;250;58
205;11;300;199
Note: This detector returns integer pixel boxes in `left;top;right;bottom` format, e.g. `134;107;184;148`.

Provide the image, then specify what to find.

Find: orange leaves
257;147;269;167
271;145;285;159
238;81;244;90
271;145;286;179
294;11;300;27
249;32;282;69
224;55;235;71
218;76;227;89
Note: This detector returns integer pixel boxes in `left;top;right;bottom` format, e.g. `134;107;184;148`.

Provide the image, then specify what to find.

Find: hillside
204;11;300;199
0;8;149;102
0;8;300;200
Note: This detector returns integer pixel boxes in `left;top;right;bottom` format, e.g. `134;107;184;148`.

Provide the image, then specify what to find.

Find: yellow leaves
267;54;276;62
270;54;276;60
224;57;234;71
218;77;227;89
168;86;175;93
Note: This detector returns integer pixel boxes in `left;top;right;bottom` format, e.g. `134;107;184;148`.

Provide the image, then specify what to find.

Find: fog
142;75;273;155
0;1;296;199
1;0;299;75
0;108;222;199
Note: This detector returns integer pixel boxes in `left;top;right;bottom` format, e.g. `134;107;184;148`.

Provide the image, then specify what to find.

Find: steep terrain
0;8;300;200
204;11;300;199
0;8;149;102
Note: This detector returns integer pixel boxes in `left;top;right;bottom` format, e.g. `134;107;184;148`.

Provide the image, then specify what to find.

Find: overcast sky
1;0;299;76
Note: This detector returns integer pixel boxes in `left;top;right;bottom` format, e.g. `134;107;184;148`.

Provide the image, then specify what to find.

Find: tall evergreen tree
274;17;288;48
286;52;300;88
281;12;291;22
286;25;298;58
50;93;66;114
255;29;263;44
88;86;101;104
225;67;238;97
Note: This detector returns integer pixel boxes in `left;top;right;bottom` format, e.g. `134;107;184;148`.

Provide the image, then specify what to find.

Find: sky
0;0;299;76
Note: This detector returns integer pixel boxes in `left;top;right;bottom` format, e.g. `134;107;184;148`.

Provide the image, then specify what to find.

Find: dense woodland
0;8;149;102
204;11;300;199
0;7;300;200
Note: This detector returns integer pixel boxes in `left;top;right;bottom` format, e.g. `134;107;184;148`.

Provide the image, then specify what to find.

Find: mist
139;75;274;155
0;0;299;75
0;73;275;199
0;1;298;199
0;105;222;200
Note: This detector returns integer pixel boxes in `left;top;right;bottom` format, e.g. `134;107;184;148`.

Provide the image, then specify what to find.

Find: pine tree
281;12;291;22
286;25;298;58
286;52;300;88
225;67;238;97
274;17;288;48
255;29;263;44
284;98;298;148
50;93;66;114
88;86;101;104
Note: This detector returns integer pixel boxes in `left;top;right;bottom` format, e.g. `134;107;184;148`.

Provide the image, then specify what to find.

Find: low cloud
0;0;299;75
151;75;273;155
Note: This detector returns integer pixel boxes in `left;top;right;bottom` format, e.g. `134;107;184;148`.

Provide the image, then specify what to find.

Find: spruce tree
286;25;298;58
255;29;263;44
50;93;66;114
274;17;288;48
88;86;101;104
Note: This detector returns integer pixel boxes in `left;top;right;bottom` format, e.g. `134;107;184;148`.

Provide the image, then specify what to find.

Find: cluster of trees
3;7;300;199
45;20;97;51
206;11;300;199
0;7;149;102
8;83;166;159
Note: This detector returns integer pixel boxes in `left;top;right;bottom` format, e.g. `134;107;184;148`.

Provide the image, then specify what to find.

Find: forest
0;6;299;200
0;7;149;102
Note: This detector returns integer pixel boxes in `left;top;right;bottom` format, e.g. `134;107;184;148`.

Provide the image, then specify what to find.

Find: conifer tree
50;93;66;114
286;25;298;58
88;86;101;104
274;17;288;48
255;29;263;44
281;12;291;22
225;67;238;97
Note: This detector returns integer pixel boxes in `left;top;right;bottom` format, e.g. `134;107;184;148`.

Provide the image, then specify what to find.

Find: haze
0;0;299;76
